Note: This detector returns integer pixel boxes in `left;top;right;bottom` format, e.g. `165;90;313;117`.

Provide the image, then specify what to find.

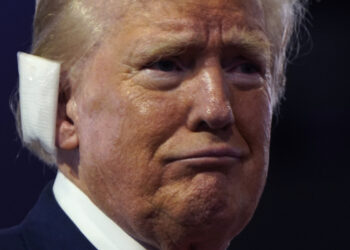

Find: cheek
76;86;189;189
74;87;192;233
231;87;273;200
77;92;125;154
117;88;189;152
234;87;273;155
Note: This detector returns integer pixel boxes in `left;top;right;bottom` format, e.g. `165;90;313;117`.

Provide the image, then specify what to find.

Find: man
1;0;307;249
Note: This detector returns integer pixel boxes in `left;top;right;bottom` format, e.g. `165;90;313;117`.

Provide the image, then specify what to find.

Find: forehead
95;0;269;63
100;0;265;31
100;0;268;48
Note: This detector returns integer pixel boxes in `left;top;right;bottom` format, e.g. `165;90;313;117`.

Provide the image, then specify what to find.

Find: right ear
56;95;79;150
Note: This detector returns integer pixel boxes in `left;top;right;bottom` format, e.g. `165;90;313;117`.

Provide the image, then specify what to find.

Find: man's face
72;0;273;249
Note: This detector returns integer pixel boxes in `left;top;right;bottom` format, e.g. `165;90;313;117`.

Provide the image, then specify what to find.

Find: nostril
195;111;234;132
222;122;232;132
197;120;211;131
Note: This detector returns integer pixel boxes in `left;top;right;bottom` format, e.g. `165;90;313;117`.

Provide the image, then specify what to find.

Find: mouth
165;146;245;167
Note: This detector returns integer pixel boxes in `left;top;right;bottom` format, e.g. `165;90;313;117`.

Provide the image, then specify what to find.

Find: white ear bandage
17;52;61;156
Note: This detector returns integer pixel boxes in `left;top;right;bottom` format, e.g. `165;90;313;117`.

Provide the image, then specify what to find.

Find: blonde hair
13;0;308;165
262;0;308;106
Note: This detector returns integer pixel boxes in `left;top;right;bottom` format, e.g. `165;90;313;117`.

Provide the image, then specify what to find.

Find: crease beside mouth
166;154;240;163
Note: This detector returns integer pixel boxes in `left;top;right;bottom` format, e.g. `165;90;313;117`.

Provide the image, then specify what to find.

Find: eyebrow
129;32;203;63
128;22;271;67
223;26;271;65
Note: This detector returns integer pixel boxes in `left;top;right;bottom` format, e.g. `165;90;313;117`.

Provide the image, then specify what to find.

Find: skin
57;0;274;249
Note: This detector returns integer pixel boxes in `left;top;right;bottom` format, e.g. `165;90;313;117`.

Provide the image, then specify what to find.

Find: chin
152;210;247;250
136;162;266;250
149;189;256;250
162;206;254;250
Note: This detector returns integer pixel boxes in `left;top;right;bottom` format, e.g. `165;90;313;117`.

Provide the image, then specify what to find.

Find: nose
186;63;234;132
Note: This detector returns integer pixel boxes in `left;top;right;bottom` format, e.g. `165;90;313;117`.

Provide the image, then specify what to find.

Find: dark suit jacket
0;182;96;250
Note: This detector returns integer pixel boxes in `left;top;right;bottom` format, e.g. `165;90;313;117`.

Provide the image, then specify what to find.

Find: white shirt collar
53;171;146;250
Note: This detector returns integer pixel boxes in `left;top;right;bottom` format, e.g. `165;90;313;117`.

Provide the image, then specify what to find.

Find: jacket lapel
21;181;96;250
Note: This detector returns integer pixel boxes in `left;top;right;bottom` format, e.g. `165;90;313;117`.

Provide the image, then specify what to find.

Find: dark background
1;1;349;249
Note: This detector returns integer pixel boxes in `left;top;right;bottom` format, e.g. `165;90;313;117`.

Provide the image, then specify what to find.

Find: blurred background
1;1;349;249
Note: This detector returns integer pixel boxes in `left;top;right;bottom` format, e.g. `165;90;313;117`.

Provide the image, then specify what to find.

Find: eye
236;63;260;74
223;60;265;89
147;59;182;72
137;58;186;90
222;56;264;76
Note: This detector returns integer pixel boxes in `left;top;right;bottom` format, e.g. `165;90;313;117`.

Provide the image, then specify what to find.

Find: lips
166;146;246;163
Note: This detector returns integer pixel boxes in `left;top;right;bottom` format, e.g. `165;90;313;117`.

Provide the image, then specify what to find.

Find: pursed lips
165;146;246;163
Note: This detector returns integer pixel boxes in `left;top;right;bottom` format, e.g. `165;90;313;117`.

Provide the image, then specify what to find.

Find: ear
56;95;79;150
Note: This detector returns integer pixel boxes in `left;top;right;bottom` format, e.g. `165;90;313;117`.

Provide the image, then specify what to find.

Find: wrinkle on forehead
116;0;265;26
85;0;271;75
81;0;266;30
180;0;264;21
121;18;271;69
88;0;268;44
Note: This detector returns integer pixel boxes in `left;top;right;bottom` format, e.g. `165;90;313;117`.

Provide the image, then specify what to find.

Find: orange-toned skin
58;1;273;249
